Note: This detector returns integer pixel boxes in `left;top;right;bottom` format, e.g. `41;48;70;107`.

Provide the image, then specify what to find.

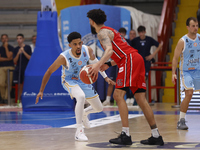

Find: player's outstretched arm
35;55;66;104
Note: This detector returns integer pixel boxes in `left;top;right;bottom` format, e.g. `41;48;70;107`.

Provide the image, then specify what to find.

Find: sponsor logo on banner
54;93;69;96
23;92;69;97
62;20;70;50
82;33;96;46
23;92;37;96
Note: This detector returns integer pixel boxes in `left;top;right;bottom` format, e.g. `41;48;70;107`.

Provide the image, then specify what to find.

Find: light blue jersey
179;34;200;71
179;34;200;91
60;45;98;99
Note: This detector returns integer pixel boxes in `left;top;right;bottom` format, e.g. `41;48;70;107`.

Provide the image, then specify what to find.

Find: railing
148;62;180;104
80;0;100;5
156;0;178;95
7;69;19;106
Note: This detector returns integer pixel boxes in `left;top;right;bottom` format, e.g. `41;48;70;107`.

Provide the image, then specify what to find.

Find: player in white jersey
172;17;200;130
35;32;115;141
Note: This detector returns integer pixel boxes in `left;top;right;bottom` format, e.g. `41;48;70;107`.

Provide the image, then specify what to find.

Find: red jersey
101;26;138;64
100;26;146;90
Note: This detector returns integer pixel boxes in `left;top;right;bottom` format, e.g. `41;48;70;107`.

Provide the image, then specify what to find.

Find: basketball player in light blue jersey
35;32;115;141
172;17;200;130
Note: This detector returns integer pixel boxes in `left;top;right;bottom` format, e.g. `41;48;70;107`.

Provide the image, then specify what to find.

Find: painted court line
61;114;143;128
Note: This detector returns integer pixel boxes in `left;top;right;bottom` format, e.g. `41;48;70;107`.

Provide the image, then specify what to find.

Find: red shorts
115;52;146;93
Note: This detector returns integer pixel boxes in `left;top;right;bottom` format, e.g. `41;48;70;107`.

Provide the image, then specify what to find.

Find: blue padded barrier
22;11;74;111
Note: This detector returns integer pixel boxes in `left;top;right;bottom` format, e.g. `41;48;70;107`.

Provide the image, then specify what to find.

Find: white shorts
61;78;98;99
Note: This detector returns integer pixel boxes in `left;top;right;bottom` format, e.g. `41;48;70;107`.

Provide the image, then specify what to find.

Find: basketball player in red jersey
87;9;164;146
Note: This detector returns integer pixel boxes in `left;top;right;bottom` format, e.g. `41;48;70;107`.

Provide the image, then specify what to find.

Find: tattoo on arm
98;29;114;49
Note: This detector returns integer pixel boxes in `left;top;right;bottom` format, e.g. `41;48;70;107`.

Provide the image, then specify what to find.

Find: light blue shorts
180;70;200;91
61;78;98;99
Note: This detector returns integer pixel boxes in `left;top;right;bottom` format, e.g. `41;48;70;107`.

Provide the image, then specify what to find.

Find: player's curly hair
87;9;107;25
67;32;81;43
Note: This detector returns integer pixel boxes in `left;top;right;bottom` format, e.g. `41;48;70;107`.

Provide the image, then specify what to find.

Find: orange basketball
79;66;98;84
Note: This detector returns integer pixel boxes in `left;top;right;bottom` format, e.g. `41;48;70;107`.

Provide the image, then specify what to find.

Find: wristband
105;61;112;67
99;71;107;78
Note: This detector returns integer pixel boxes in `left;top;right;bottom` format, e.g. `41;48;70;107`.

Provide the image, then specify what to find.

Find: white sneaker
103;100;110;106
130;98;134;105
126;98;130;105
18;102;22;108
82;114;90;128
75;128;88;142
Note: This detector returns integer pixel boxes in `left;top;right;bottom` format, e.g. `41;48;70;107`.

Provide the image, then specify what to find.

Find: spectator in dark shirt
131;26;162;77
126;29;136;45
0;34;14;104
13;34;32;101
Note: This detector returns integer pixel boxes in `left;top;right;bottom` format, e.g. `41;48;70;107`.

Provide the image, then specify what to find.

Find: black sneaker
109;131;132;145
140;136;164;146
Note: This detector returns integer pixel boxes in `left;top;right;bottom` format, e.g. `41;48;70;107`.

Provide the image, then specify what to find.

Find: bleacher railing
148;62;180;105
156;0;178;94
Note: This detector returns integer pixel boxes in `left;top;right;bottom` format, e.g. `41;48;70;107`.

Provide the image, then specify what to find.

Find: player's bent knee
75;94;86;103
87;96;103;112
113;92;122;102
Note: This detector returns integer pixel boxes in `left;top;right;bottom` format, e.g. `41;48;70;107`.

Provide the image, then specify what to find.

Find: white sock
122;127;130;136
151;128;160;138
106;96;111;101
76;124;82;129
180;111;186;120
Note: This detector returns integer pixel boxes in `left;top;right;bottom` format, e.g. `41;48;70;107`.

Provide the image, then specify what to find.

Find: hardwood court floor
0;103;200;150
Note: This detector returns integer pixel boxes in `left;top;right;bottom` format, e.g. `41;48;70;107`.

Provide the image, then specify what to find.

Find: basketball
79;66;98;84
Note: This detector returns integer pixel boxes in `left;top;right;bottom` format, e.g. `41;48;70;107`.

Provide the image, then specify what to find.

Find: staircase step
0;28;36;41
178;6;199;12
0;0;40;10
0;14;37;25
162;89;175;103
177;14;198;22
179;0;199;6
